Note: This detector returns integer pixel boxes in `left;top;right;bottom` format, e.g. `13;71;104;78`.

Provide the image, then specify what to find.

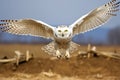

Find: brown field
0;44;120;80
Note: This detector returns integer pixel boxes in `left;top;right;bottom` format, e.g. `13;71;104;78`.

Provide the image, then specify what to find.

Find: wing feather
0;19;54;39
70;0;120;35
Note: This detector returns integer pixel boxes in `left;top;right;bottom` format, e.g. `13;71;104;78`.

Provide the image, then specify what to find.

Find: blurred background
0;0;120;45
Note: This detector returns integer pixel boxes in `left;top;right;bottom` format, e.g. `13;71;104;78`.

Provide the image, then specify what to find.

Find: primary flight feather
0;0;119;59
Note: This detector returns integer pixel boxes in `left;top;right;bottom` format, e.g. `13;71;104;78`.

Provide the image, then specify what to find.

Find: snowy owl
0;0;119;59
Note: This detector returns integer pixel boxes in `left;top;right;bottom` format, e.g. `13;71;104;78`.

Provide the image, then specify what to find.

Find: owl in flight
0;0;119;59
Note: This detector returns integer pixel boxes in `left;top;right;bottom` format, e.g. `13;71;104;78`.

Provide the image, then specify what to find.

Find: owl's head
54;25;72;38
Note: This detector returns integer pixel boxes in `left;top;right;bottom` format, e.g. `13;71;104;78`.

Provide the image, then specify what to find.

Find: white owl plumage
0;0;119;58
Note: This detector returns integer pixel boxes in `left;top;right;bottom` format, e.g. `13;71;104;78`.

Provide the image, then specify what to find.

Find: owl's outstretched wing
0;19;54;39
70;0;120;35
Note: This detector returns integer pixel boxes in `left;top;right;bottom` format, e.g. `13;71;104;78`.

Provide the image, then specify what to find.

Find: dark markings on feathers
110;9;119;12
114;5;119;8
105;0;120;16
0;20;18;22
108;13;117;16
105;0;119;7
116;2;120;5
110;1;112;4
0;23;9;26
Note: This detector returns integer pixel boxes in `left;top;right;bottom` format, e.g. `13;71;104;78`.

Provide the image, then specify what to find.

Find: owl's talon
57;55;62;59
65;51;70;59
56;50;62;59
65;56;70;60
65;56;70;59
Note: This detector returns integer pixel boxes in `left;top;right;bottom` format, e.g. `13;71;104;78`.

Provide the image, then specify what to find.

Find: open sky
0;0;119;27
0;0;120;43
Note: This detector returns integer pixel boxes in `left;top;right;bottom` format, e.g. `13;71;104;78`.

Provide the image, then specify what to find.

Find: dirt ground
0;44;120;80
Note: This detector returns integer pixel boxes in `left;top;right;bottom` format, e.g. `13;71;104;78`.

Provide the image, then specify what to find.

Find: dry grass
0;44;120;80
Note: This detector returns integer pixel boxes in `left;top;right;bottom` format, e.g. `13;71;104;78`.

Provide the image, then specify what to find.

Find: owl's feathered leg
65;49;70;59
56;50;62;58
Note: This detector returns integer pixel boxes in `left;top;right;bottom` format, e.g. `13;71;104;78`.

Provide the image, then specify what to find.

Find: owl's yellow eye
58;30;61;32
64;30;68;32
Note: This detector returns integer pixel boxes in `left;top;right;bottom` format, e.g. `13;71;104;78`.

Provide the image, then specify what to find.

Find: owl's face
54;25;72;38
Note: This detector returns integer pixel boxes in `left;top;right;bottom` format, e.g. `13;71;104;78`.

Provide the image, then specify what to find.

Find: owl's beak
62;34;64;37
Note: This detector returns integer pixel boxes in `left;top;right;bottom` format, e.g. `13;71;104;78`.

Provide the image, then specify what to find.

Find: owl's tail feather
42;41;80;56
